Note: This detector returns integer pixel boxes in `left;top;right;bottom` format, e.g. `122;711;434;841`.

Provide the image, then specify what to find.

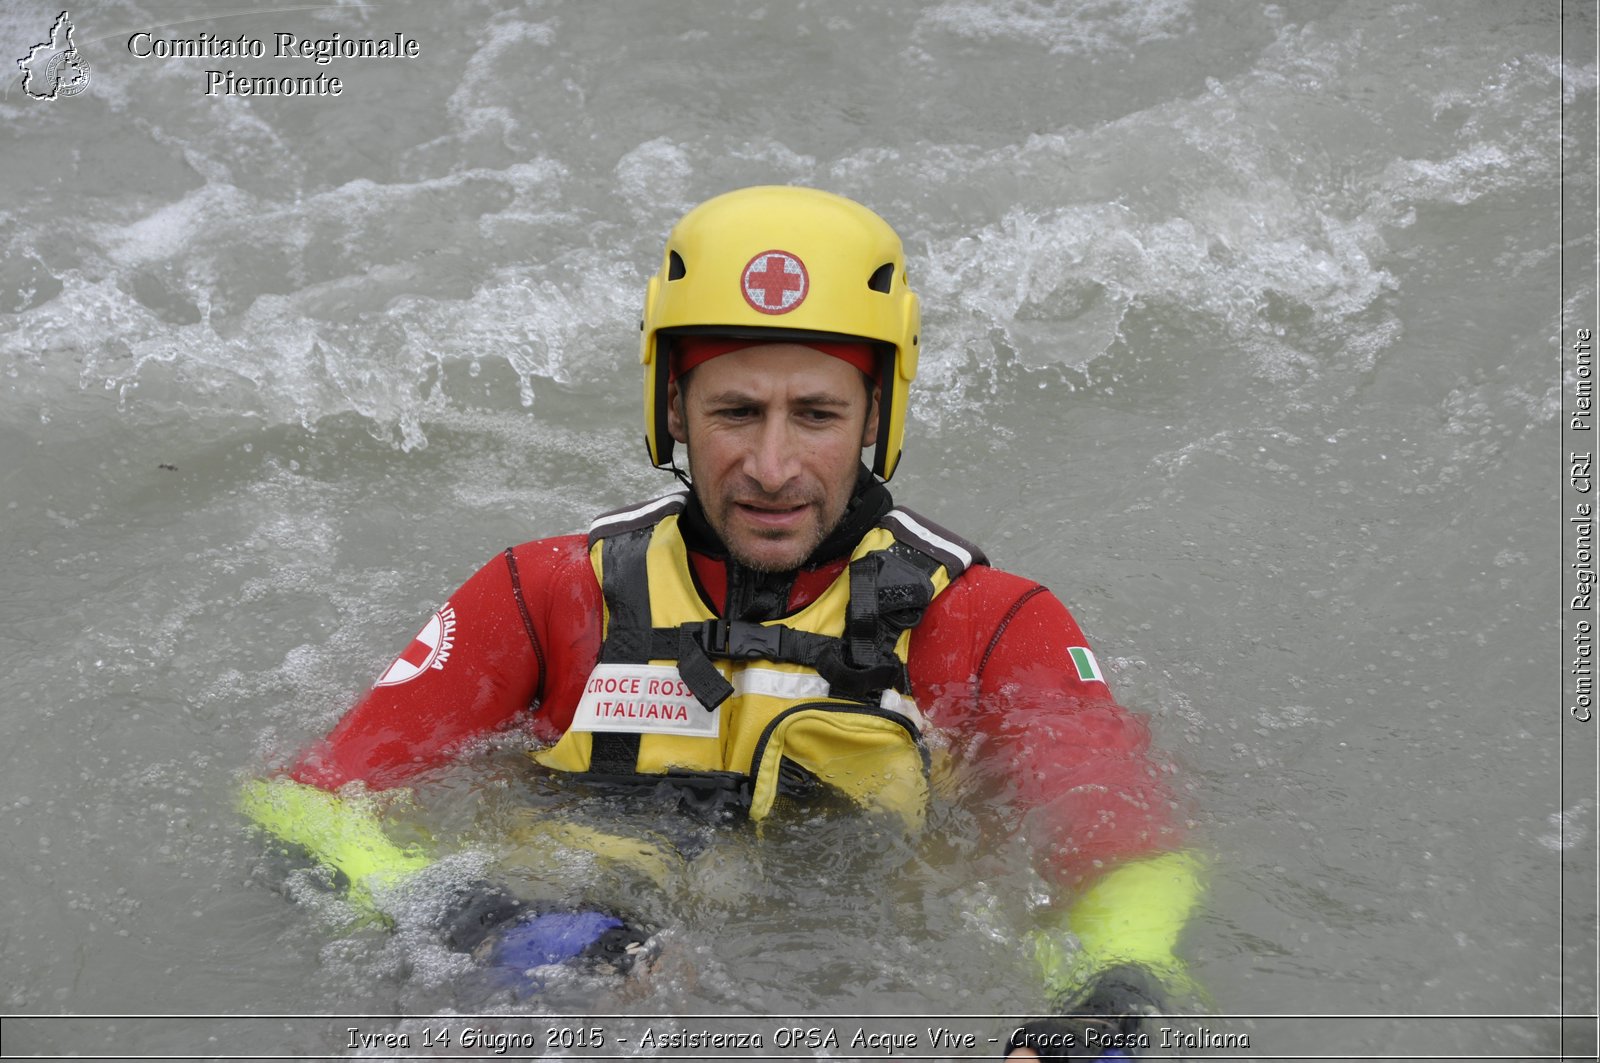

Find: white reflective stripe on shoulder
731;668;928;731
587;489;690;538
883;509;973;570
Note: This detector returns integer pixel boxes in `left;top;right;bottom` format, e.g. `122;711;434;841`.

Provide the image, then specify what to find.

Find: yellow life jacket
532;490;984;831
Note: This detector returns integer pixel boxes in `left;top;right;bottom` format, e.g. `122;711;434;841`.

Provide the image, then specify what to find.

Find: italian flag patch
1068;646;1104;683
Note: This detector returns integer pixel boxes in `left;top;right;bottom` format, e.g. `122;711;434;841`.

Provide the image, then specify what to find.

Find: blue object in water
486;911;625;971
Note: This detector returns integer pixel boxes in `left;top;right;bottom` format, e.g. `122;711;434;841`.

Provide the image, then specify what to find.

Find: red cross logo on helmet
741;250;808;314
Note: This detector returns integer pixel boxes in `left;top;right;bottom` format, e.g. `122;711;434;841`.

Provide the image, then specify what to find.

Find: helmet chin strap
667;416;694;492
669;457;693;493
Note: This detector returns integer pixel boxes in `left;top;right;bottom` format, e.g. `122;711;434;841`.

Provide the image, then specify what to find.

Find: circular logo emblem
741;250;808;315
46;50;90;98
375;606;456;687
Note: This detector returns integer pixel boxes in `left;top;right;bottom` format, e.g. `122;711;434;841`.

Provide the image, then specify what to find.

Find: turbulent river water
2;1;1596;1059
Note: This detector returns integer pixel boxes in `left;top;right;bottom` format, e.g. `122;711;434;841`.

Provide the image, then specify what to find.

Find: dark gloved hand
438;880;530;953
1004;965;1165;1061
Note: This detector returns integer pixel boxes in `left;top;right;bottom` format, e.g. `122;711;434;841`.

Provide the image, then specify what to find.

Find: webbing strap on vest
597;529;654;663
832;543;940;700
674;625;733;711
592;528;653;773
659;621;826;711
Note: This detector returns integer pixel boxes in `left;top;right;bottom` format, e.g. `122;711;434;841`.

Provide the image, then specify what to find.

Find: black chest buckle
690;619;784;661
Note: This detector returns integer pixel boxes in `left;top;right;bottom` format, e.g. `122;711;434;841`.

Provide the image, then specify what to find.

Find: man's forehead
698;382;856;407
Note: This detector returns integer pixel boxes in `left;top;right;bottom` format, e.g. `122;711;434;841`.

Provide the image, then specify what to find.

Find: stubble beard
711;490;839;573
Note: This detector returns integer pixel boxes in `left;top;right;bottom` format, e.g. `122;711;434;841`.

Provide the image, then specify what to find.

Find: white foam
6;156;621;449
444;18;557;139
615;137;695;220
915;0;1194;55
1537;801;1593;852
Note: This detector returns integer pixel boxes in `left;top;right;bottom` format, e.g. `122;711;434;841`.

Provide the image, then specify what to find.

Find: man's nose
743;416;799;492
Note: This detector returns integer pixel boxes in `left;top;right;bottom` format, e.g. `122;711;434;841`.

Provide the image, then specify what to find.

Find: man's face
668;343;879;573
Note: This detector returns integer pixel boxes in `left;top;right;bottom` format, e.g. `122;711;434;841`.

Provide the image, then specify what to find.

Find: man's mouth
733;500;811;528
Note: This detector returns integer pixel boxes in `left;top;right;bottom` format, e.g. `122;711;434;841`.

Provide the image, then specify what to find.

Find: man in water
243;186;1201;1054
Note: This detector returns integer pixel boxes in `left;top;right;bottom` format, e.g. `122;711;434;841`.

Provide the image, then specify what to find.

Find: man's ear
666;377;689;444
861;385;881;447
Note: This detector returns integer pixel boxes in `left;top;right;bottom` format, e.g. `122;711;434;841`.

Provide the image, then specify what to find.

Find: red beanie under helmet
670;336;879;381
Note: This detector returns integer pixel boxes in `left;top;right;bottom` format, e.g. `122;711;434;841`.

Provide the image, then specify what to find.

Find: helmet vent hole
668;251;686;281
867;262;894;293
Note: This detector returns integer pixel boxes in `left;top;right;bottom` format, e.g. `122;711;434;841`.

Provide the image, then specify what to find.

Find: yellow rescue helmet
641;186;921;480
